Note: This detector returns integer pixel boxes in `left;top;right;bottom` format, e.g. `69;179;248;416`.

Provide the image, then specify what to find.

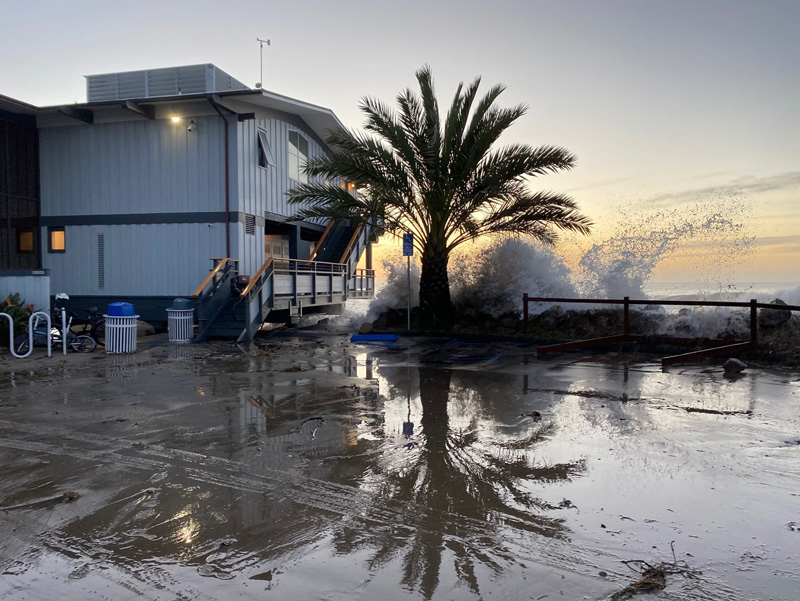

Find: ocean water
643;281;798;301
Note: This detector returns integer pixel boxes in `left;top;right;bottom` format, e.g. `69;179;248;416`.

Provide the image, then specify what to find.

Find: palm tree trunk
419;246;452;329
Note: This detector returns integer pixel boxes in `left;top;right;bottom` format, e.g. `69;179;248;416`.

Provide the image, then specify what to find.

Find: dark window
1;114;40;269
16;229;34;253
288;130;308;183
48;227;65;253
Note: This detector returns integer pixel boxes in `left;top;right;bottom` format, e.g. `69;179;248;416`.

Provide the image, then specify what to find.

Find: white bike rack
1;311;53;358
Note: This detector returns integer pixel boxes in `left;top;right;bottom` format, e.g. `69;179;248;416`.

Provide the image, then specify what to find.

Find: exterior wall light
171;116;182;123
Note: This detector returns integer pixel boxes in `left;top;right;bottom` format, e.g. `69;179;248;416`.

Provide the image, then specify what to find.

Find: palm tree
288;66;592;328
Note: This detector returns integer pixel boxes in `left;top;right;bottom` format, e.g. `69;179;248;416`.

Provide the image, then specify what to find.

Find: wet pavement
0;334;798;600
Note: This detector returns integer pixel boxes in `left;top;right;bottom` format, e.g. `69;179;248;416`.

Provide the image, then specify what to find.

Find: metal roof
14;88;344;143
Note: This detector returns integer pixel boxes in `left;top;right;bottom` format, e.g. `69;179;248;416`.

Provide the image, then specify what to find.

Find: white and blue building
0;64;374;339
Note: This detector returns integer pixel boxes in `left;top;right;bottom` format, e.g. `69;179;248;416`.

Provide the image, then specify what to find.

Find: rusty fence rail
522;294;800;365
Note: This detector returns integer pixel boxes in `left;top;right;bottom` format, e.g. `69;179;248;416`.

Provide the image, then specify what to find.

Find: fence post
750;299;758;345
623;297;630;337
523;294;529;333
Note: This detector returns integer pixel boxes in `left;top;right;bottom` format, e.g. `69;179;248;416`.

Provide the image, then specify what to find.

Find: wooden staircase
192;220;376;342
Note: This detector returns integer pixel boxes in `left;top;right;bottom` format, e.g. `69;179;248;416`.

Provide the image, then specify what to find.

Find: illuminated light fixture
171;116;182;123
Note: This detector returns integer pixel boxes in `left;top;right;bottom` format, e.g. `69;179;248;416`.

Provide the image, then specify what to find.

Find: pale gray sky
2;0;798;281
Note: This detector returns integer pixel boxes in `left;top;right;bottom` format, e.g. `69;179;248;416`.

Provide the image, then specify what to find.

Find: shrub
0;293;34;348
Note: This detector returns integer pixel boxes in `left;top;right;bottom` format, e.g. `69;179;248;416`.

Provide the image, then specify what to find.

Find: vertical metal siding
39;117;225;217
0;275;51;313
43;223;226;297
235;117;327;220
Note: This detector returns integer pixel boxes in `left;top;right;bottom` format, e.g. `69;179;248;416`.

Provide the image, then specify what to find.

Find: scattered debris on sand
611;543;701;600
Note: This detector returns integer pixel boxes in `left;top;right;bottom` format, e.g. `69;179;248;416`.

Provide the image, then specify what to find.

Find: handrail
307;219;335;261
240;257;274;298
192;258;230;298
340;224;364;265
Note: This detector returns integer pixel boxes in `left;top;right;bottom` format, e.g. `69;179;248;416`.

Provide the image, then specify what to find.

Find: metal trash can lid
172;298;192;310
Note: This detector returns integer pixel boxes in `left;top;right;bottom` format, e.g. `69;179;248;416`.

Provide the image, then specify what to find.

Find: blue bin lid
107;302;135;316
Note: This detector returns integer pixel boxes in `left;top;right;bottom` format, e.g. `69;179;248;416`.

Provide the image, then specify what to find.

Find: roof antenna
256;37;270;89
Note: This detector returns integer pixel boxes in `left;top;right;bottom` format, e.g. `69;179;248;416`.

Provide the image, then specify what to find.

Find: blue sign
402;233;414;256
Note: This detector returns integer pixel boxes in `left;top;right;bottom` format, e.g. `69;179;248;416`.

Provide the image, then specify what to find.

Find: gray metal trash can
167;308;194;342
105;315;139;353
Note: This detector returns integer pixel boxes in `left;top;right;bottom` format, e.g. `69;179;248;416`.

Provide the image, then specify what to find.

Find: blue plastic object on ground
350;334;398;342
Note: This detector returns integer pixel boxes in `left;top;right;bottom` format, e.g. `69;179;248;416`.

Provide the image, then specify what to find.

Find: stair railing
239;257;276;341
193;258;239;341
307;219;335;261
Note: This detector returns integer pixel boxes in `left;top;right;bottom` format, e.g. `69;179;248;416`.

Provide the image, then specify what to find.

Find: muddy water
0;335;798;600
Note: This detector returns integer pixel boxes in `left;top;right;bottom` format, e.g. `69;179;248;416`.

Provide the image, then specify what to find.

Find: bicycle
14;295;97;354
72;307;106;347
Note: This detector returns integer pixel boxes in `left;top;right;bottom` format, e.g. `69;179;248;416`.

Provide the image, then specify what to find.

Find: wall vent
97;234;105;289
245;214;256;236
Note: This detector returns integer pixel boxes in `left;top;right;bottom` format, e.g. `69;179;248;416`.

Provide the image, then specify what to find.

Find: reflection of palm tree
333;366;585;599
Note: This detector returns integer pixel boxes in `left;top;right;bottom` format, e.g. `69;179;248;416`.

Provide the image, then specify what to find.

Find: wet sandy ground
0;333;798;600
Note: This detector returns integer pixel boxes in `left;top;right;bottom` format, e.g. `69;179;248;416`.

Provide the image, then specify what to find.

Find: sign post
402;233;413;331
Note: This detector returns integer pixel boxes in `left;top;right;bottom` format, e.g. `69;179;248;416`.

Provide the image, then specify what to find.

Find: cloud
752;234;800;250
644;172;800;206
564;177;634;193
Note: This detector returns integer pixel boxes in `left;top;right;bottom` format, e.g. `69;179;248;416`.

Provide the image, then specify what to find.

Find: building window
17;230;35;253
288;130;308;184
48;227;65;253
245;214;256;235
257;128;275;168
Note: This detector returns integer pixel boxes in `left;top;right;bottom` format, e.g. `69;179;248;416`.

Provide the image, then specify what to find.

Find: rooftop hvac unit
86;64;248;103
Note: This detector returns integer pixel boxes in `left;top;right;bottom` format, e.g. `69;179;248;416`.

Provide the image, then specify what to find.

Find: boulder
358;322;374;335
500;317;519;330
723;358;747;373
535;305;566;330
758;298;792;328
136;320;156;336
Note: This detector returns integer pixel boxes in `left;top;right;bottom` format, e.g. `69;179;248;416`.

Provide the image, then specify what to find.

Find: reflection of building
231;371;381;529
0;64;373;328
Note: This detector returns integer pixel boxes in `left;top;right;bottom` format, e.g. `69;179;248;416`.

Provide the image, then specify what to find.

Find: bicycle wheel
69;334;97;353
14;334;30;355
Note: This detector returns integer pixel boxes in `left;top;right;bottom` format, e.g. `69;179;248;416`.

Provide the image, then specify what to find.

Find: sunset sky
1;0;797;284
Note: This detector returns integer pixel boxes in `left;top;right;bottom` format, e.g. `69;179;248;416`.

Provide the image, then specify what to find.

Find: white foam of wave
341;192;795;334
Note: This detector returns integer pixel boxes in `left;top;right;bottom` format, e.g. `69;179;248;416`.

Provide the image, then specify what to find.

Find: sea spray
352;192;776;336
577;195;756;298
449;239;578;318
358;256;420;323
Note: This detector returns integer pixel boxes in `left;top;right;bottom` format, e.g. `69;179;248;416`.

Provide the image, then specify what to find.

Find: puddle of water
0;337;798;600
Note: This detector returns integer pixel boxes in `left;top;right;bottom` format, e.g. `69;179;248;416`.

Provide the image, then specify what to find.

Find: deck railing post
750;298;758;345
523;294;529;333
623;297;630;337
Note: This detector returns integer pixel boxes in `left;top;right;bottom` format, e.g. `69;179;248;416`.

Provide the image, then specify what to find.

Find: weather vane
256;37;270;89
